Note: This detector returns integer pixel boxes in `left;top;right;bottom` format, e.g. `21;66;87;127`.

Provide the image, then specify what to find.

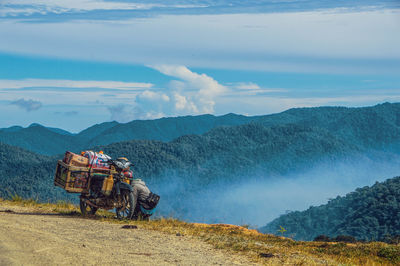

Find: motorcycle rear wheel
80;197;98;216
116;191;134;219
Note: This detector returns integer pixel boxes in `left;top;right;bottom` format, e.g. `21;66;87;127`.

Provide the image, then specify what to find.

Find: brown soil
0;203;255;265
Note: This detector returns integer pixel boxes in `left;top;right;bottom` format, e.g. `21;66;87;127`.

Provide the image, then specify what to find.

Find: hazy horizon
1;101;398;134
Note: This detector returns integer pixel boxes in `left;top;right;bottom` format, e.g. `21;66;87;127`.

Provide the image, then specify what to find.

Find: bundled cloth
82;151;111;170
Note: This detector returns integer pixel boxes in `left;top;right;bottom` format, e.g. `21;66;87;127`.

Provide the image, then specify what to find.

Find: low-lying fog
151;151;400;228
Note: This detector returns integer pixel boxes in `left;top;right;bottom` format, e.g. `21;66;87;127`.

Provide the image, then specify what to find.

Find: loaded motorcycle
79;158;135;219
54;151;158;220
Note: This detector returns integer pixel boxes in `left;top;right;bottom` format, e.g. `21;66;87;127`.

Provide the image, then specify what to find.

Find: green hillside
256;102;400;147
0;124;83;156
0;143;76;202
0;113;256;155
1;103;399;156
261;176;400;241
93;103;400;185
98;123;355;184
1;103;400;227
0;123;354;201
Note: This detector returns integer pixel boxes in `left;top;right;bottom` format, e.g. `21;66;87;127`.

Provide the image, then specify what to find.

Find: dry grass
2;197;399;265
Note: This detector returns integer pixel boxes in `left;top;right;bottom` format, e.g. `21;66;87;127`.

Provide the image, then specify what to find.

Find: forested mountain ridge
256;102;400;148
0;122;357;202
0;113;256;155
260;176;400;242
1;102;399;156
0;124;82;156
94;103;400;184
0;143;75;202
98;123;357;184
85;113;256;148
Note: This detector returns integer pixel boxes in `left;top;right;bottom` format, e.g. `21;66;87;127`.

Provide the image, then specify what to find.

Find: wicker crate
54;160;90;193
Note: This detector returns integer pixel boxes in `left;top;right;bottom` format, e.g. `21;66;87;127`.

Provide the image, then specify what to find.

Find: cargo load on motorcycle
54;150;159;220
54;150;121;194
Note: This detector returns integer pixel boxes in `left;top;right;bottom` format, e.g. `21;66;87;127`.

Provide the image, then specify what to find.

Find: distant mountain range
0;113;257;155
2;102;399;156
1;102;400;237
1;102;400;188
98;122;355;184
260;176;400;242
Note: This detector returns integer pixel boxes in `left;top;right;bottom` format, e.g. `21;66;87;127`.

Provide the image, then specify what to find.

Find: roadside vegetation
1;197;399;265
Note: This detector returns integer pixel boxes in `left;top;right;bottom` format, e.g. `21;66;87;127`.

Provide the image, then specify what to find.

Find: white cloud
227;82;288;96
0;9;399;74
134;90;172;119
152;65;227;114
154;65;226;97
137;90;169;102
173;92;198;113
106;90;173;122
106;103;166;122
107;104;137;123
0;79;153;90
142;111;166;120
233;82;260;90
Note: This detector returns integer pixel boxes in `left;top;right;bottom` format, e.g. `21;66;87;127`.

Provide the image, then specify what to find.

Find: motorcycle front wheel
80;197;98;216
116;190;134;219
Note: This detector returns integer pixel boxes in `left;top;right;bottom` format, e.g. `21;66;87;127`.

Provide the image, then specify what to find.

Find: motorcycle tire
80;198;98;216
116;190;134;219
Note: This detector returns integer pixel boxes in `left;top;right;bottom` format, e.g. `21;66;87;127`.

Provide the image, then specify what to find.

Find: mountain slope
255;102;400;148
0;113;256;155
74;121;119;142
0;143;75;202
260;176;400;241
1;103;399;156
84;113;256;147
1;103;400;225
0;124;82;156
1;103;400;199
96;103;400;184
98;123;356;184
0;123;360;205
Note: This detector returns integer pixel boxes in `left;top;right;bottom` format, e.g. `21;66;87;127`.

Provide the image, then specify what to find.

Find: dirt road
0;203;254;265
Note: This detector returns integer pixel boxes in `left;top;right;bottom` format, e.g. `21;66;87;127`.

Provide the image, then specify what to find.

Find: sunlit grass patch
377;246;400;264
11;194;24;202
10;194;39;206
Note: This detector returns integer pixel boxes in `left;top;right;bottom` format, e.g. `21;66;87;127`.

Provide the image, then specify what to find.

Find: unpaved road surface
0;203;254;265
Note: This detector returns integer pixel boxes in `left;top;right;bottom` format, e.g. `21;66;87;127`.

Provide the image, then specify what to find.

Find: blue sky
0;0;399;132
